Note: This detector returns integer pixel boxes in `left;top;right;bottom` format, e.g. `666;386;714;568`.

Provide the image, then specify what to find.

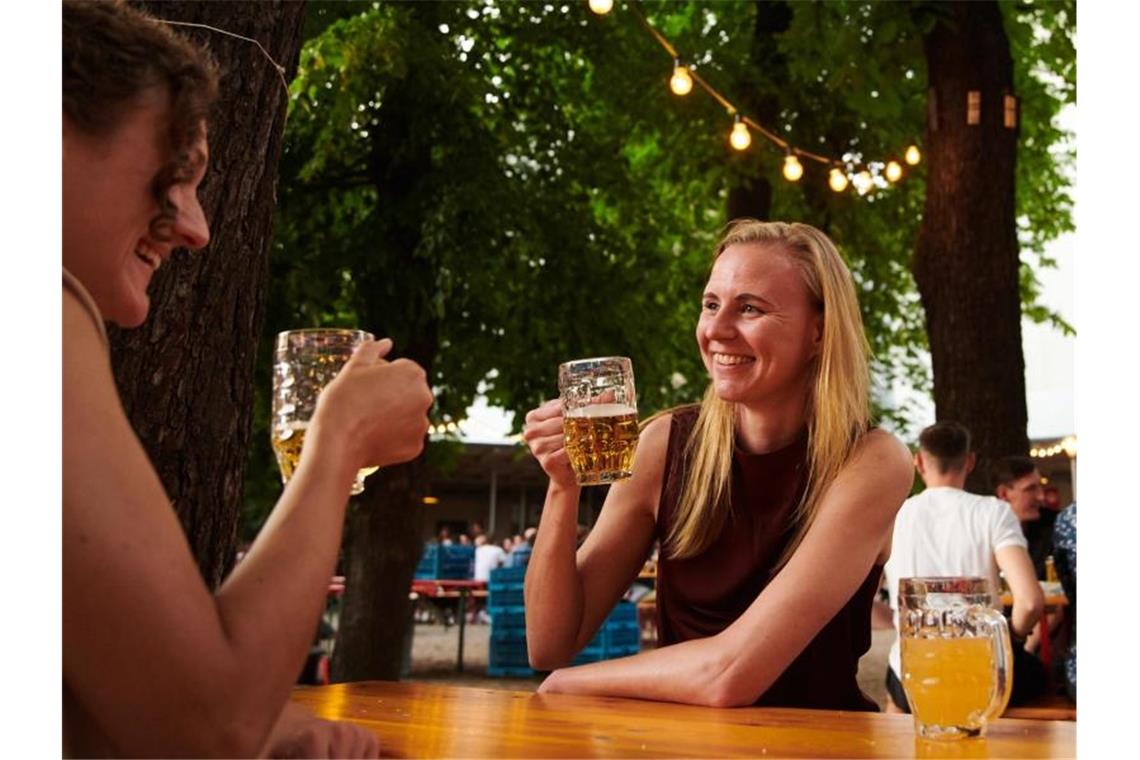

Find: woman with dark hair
522;220;913;708
63;2;432;755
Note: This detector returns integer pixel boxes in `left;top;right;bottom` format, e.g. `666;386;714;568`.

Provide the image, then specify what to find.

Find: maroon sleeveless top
655;406;881;711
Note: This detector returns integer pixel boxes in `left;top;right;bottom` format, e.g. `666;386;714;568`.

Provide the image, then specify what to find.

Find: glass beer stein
272;328;378;495
898;577;1013;740
558;356;639;486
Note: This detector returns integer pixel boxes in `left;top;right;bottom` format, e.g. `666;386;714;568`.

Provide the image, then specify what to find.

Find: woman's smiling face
696;242;823;408
63;87;210;327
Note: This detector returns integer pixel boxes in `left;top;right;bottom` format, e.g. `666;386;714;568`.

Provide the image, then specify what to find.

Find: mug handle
976;607;1014;721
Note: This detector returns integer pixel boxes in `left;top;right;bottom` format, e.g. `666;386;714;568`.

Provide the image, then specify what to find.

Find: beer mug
558;356;639;486
272;328;378;495
898;577;1013;740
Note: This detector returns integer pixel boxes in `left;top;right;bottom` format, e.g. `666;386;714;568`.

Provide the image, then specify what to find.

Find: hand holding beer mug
558;357;639;486
898;577;1013;740
272;328;379;495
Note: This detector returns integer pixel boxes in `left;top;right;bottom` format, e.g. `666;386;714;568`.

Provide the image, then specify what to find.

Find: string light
669;58;693;96
603;1;920;196
782;153;804;182
828;168;849;193
729;114;751;151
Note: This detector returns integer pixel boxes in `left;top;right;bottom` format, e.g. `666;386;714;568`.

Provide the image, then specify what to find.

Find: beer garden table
291;680;1075;758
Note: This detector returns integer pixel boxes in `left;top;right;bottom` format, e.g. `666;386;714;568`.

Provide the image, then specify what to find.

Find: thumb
347;337;393;366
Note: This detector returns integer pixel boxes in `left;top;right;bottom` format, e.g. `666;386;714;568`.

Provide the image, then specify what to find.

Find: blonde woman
522;220;913;709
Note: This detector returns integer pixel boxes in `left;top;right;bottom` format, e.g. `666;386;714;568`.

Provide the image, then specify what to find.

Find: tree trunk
330;31;441;678
914;1;1026;493
110;1;306;588
726;0;792;221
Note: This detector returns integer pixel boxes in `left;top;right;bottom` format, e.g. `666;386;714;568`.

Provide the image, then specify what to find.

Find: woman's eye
702;301;719;312
741;303;761;314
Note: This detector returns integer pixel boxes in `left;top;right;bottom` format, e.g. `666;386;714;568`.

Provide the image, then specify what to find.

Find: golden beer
563;403;639;485
901;637;996;731
271;420;379;489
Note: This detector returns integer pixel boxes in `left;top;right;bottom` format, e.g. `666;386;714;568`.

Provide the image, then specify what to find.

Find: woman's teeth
136;245;162;271
714;353;754;366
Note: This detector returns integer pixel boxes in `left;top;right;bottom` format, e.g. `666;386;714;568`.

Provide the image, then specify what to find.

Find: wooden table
411;579;488;673
292;681;1074;758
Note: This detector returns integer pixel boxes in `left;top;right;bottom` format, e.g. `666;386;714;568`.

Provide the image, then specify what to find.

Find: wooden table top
291;681;1074;758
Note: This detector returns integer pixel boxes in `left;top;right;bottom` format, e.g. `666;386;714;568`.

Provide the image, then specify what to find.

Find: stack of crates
487;565;531;677
572;601;641;666
414;543;475;580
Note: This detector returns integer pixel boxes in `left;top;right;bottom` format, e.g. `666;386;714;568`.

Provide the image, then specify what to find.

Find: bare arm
63;293;431;757
995;545;1044;638
538;429;914;706
522;401;666;668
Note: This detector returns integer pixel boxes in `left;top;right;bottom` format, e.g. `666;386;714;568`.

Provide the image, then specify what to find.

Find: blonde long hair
663;220;870;570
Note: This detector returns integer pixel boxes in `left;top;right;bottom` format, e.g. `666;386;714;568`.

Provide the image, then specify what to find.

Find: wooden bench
1003;693;1076;721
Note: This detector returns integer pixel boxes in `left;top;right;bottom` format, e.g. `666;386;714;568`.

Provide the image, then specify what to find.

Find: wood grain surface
292;681;1074;758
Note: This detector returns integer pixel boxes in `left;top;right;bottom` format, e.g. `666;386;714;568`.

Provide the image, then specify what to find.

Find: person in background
458;533;472;547
1052;502;1076;701
522;220;913;709
473;534;509;623
63;2;432;755
509;527;537;568
882;422;1046;711
992;456;1052;579
437;526;454;546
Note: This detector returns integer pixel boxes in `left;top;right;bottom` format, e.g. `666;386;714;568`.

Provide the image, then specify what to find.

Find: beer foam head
565;403;637;418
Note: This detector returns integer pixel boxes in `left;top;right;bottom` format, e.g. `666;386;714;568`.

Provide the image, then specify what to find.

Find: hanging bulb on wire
885;160;903;183
588;0;614;15
669;59;693;96
729;114;751;151
828;168;849;192
905;144;922;165
783;153;804;182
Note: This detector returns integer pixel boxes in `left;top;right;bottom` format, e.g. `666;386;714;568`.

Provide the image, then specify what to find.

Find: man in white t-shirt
883;421;1046;712
474;534;507;582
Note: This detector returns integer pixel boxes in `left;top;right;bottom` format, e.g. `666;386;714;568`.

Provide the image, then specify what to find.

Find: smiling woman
520;220;913;710
61;2;432;757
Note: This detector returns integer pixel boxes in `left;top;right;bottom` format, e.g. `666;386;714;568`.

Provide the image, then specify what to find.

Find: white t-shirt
474;544;508;582
883;486;1027;677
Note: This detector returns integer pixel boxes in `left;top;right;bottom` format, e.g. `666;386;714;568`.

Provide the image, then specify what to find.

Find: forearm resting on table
538;632;766;708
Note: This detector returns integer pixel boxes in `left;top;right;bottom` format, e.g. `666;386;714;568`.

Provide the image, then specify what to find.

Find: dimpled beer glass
272;328;377;495
898;577;1013;740
558;356;639;486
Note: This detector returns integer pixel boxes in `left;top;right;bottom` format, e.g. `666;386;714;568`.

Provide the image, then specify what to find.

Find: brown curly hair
63;0;219;241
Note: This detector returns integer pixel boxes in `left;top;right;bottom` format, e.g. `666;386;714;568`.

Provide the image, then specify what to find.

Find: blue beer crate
490;565;527;584
572;643;605;666
489;605;526;629
487;664;536;678
601;621;640;651
414;544;474;579
605;601;638;626
488;627;534;677
488;581;525;609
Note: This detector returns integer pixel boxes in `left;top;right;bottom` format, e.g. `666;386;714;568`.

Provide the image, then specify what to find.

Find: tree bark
914;1;1026;493
110;1;306;588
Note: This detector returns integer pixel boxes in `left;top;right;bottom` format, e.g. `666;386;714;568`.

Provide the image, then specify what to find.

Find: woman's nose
172;190;210;250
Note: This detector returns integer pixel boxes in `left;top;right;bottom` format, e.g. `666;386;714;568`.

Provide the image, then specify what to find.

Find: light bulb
730;119;751;151
856;170;872;193
782;154;803;182
905;144;921;165
1061;435;1077;458
828;168;849;192
885;160;903;183
588;0;614;15
670;64;693;96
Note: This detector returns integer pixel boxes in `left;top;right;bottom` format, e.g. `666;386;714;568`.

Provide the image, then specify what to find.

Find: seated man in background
992;455;1053;579
883;422;1046;712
